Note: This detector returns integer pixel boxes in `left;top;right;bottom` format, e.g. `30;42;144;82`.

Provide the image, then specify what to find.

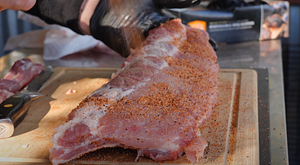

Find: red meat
0;58;44;104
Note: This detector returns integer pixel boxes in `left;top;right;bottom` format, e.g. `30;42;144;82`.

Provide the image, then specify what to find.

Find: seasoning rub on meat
49;19;219;165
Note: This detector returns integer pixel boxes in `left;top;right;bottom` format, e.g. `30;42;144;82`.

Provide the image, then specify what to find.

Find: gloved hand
84;0;201;57
26;0;201;57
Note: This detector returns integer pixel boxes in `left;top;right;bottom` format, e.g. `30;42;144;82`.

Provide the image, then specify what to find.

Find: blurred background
0;10;41;57
0;0;300;164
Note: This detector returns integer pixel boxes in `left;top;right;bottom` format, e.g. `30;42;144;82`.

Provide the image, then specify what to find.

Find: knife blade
0;66;54;139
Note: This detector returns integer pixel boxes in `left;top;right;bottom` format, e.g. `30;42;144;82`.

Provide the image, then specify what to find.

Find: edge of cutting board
221;69;259;165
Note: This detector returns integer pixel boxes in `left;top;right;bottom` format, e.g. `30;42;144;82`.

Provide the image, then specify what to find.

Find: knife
0;66;54;139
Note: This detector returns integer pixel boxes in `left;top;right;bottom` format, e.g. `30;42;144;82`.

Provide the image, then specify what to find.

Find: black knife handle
0;93;32;123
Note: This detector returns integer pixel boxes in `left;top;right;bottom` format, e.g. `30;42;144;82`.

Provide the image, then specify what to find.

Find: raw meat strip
49;19;219;165
3;58;44;90
0;79;21;93
0;58;44;104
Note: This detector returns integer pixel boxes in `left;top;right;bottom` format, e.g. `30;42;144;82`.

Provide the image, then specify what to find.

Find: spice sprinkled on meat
49;19;219;165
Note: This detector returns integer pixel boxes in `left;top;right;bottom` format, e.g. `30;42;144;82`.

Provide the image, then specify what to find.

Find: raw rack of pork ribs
49;19;219;165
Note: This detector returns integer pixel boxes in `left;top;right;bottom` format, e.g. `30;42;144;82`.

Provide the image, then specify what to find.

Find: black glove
26;0;84;35
90;0;201;57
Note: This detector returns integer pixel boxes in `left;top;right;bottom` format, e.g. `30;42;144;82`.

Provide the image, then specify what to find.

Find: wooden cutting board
0;68;258;165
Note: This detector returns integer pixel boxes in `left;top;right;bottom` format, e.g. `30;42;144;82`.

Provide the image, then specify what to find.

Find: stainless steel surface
0;39;288;164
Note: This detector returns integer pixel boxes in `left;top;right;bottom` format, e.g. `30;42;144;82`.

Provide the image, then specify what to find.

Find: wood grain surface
0;68;258;165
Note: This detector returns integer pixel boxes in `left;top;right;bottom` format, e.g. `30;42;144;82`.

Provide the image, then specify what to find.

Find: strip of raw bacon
49;19;219;165
0;58;44;104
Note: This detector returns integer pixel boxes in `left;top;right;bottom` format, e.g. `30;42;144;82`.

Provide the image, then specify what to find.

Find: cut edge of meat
185;134;208;163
